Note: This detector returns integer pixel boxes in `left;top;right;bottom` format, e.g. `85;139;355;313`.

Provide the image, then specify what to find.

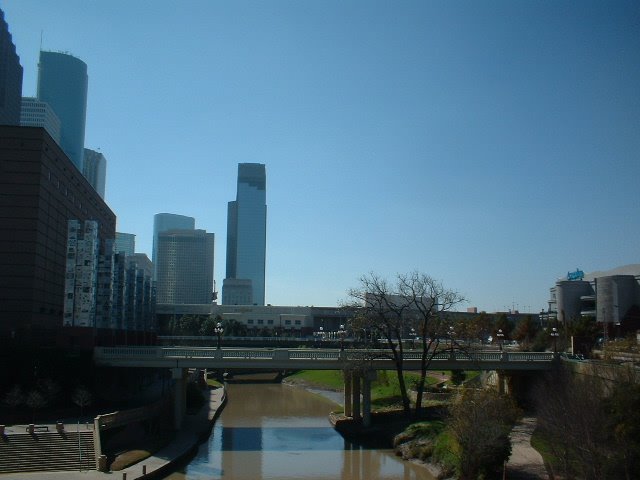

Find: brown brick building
0;126;116;346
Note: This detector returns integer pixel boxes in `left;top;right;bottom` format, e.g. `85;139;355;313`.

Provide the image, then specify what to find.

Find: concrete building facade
152;213;195;280
156;229;214;305
20;97;61;143
548;265;640;334
0;126;116;345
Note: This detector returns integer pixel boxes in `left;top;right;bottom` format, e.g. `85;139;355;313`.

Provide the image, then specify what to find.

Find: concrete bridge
94;346;555;371
93;346;556;428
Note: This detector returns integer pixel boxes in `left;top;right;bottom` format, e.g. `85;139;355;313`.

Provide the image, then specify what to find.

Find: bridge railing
94;347;556;368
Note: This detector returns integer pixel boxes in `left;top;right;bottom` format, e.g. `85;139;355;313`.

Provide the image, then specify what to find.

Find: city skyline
2;1;638;312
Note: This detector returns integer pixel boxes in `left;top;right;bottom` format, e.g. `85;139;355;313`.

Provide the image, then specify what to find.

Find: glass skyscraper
224;163;267;305
37;51;88;171
83;148;107;199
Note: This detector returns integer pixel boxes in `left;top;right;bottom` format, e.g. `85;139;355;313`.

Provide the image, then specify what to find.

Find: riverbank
3;386;226;480
285;370;548;480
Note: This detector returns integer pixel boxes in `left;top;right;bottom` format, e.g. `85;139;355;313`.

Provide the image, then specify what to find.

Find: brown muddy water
163;382;436;480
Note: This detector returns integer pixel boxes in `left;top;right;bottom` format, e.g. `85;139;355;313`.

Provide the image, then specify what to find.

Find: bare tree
4;385;24;409
397;272;465;412
25;389;47;424
344;271;465;417
71;386;93;419
448;388;520;480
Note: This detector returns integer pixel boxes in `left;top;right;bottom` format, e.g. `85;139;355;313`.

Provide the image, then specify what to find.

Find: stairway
0;430;96;473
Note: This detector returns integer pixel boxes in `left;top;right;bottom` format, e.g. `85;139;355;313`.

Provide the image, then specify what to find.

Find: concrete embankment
3;387;226;480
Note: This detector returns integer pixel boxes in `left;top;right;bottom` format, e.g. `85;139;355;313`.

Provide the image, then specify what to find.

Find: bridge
94;346;556;371
93;346;556;429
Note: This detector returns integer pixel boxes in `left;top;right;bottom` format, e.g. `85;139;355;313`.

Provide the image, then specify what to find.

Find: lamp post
214;322;224;350
337;324;346;351
449;326;455;354
497;328;505;351
410;328;417;349
550;327;559;354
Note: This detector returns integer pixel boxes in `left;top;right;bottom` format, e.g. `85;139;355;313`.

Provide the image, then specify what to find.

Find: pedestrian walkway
506;416;549;479
1;387;225;480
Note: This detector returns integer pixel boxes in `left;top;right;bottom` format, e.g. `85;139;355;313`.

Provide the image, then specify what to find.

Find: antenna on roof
39;30;43;51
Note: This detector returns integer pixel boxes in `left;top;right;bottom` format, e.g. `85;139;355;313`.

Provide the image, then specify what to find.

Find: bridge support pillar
344;370;353;417
362;370;376;428
496;371;513;395
171;368;188;429
352;372;361;422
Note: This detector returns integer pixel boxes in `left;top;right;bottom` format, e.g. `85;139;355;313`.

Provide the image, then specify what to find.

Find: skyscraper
224;163;267;305
20;97;62;143
115;232;136;256
156;229;214;304
0;8;23;125
37;51;88;171
152;213;195;280
83;148;107;199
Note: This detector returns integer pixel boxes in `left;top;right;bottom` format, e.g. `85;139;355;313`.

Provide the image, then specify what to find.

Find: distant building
0;9;22;125
82;148;106;199
124;253;155;333
63;220;100;327
152;213;195;280
0;126;115;345
115;232;136;256
548;265;640;334
221;278;253;306
224;163;267;305
156;229;214;304
20;97;61;143
37;51;88;171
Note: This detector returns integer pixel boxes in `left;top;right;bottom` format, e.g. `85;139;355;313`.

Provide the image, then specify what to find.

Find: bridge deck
94;347;555;371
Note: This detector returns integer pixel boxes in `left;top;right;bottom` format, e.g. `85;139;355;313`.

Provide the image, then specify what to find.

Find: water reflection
165;383;434;480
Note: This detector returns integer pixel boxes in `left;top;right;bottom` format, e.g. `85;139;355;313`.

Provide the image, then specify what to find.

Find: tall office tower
0;126;116;345
0;9;23;125
115;232;136;256
20;97;62;143
37;50;88;171
83;148;106;199
152;213;195;279
156;229;214;304
223;163;267;305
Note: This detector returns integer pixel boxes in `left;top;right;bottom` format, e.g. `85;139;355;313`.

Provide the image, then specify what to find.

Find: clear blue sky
3;0;639;312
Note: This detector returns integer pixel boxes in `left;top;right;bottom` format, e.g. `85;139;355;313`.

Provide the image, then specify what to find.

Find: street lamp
496;328;505;351
410;328;417;349
215;322;224;350
449;326;455;354
337;324;346;351
550;327;559;354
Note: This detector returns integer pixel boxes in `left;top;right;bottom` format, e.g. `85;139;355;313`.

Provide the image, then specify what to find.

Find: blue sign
567;269;584;281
